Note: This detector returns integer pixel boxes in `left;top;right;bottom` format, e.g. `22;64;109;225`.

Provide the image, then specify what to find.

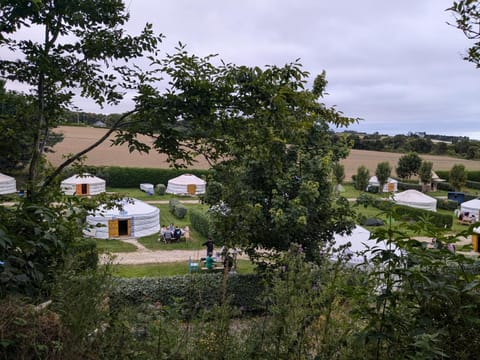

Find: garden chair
188;257;199;273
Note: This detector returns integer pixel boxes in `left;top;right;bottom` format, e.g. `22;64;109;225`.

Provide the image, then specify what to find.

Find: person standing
202;237;214;257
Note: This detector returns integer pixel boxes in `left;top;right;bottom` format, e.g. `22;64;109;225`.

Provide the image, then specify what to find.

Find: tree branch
41;108;137;191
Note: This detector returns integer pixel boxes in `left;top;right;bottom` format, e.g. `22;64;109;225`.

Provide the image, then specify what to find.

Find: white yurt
393;189;437;212
368;176;398;192
166;174;206;195
85;198;160;239
61;173;106;196
0;173;17;195
330;225;400;266
460;199;480;222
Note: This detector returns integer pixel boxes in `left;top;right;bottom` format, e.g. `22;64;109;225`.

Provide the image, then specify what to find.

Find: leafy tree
375;161;391;193
0;0;163;198
396;152;422;179
204;66;357;263
333;163;345;195
418;161;433;192
449;163;467;191
355;165;370;191
449;0;480;67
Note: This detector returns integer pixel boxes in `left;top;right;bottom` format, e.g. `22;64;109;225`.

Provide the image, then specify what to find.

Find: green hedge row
189;208;211;237
397;182;423;191
466;180;480;190
433;170;480;183
62;166;210;188
110;273;264;313
435;198;458;211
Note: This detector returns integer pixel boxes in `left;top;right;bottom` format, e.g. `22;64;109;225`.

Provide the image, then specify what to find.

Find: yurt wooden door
387;182;395;192
76;183;89;195
187;184;196;195
108;219;131;237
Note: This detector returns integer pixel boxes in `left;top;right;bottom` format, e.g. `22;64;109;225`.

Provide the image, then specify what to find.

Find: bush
203;180;223;205
110;273;264;313
435;170;449;180
155;183;166;195
168;198;187;219
174;204;187;219
189;209;211;237
68;238;98;271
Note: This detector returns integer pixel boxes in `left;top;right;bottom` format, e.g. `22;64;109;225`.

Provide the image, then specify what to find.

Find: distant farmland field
48;126;480;180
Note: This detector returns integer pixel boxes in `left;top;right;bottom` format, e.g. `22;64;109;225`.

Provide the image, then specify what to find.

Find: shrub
168;198;186;219
155;183;166;195
436;170;449;180
189;209;211;237
203;180;223;205
68;238;98;270
110;273;264;313
467;171;480;182
174;204;187;219
391;204;453;228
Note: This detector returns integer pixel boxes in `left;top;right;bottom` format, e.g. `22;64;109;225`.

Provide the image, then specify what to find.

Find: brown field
48;126;480;179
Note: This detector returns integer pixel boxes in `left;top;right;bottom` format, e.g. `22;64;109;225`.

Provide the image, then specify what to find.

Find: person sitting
173;226;183;242
205;255;215;270
163;230;173;243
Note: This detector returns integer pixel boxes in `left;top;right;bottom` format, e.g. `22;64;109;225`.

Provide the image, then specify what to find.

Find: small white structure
460;198;480;222
368;176;398;192
140;183;154;194
331;225;400;266
393;189;437;212
0;173;17;195
61;173;106;196
166;174;206;196
85;198;160;239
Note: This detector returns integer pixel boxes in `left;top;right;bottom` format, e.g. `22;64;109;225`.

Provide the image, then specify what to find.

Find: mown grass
109;259;256;278
96;239;138;253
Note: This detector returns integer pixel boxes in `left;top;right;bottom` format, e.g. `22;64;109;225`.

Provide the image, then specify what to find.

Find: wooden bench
458;219;475;225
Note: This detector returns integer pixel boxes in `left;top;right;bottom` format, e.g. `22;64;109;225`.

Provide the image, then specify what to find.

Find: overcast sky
6;0;480;139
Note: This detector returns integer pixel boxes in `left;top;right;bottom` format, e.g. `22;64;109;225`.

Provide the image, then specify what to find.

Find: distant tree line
341;132;480;159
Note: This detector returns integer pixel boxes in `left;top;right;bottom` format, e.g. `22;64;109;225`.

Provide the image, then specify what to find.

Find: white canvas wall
0;173;17;195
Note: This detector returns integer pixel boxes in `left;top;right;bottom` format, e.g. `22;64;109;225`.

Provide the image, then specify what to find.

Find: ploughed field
48;126;480;179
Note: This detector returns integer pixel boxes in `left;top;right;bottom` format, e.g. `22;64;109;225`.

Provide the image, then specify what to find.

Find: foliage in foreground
3;216;480;359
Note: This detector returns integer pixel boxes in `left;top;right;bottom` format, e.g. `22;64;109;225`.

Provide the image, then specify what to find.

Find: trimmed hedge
437;182;455;191
189;209;211;237
155;183;166;195
467;171;480;182
435;198;458;211
435;170;449;180
397;182;423;191
169;198;187;219
62;166;210;188
466;180;480;190
110;273;264;313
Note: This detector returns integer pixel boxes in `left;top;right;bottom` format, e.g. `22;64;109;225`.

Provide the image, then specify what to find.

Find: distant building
93;120;107;128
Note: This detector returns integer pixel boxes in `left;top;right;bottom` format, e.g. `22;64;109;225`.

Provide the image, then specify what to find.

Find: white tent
331;225;400;266
61;173;106;196
368;176;398;192
85;198;160;239
166;174;206;195
393;189;437;212
0;173;17;195
460;199;480;222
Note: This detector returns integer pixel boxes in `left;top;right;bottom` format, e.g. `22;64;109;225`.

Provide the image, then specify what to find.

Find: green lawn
109;259;256;277
96;239;138;253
